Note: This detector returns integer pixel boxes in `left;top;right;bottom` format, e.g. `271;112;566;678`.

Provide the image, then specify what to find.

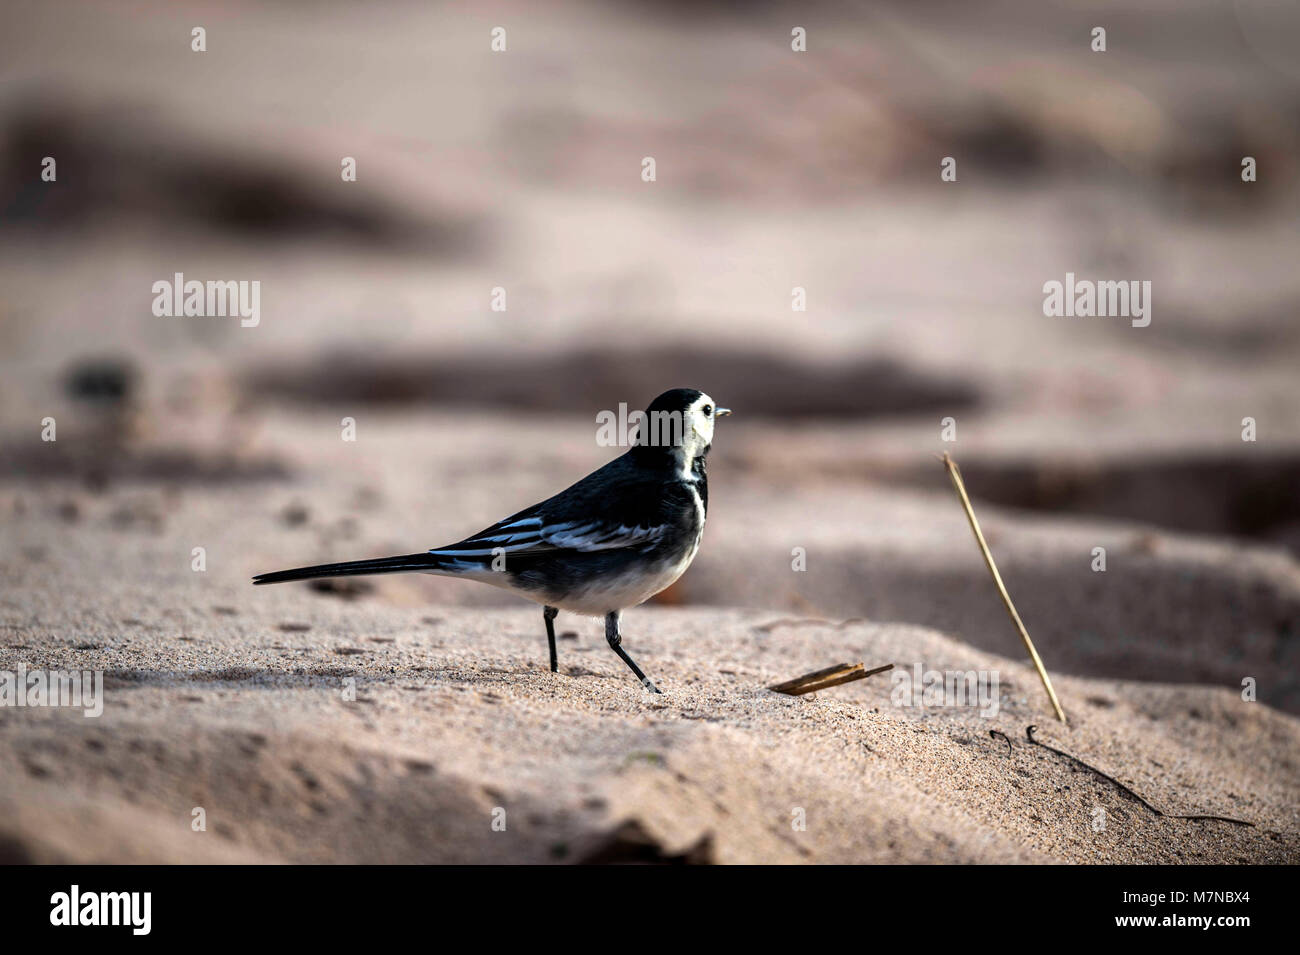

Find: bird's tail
252;553;448;586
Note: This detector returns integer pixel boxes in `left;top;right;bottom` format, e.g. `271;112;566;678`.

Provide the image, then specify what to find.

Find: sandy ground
1;410;1297;864
2;600;1297;864
1;601;1295;864
1;1;1298;863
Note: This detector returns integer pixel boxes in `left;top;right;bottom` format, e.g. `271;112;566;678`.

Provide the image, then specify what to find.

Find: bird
253;388;731;693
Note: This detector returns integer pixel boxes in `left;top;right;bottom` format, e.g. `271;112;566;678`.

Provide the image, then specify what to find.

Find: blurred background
2;1;1299;707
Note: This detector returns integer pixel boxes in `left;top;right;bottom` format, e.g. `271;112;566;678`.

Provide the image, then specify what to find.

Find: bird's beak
715;407;732;418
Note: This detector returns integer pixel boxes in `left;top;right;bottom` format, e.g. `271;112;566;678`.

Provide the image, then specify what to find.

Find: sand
1;409;1296;864
2;0;1298;863
2;601;1294;864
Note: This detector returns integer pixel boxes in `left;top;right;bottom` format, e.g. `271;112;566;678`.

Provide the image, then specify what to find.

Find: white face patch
639;392;726;479
669;393;722;476
686;393;718;448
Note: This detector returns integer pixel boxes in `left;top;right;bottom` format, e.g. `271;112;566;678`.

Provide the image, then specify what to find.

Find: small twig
942;453;1067;723
769;662;894;696
754;616;866;634
989;729;1013;755
1024;725;1254;827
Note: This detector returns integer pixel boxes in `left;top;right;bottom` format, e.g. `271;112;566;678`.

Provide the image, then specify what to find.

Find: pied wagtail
253;388;730;693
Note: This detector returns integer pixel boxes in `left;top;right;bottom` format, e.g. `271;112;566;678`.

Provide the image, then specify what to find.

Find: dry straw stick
942;453;1068;723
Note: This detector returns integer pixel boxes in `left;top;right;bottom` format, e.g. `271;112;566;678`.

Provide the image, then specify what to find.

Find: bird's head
635;388;731;471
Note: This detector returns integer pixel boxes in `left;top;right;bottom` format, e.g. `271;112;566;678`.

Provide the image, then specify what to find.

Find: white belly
555;537;703;616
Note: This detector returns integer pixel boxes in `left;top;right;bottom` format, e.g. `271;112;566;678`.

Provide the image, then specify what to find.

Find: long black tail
252;553;446;585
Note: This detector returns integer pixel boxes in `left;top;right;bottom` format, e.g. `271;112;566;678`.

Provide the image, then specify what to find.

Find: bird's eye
702;405;713;416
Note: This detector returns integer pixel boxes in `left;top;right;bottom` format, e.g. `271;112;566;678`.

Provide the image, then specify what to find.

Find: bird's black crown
632;388;705;457
644;388;703;417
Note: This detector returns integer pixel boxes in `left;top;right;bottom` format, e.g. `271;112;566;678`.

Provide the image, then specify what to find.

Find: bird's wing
428;511;666;559
428;457;680;560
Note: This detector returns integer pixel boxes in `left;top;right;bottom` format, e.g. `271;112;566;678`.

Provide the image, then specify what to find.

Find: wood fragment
942;452;1068;723
769;662;894;696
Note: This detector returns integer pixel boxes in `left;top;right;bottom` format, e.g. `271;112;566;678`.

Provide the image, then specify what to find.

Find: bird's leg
543;605;559;673
604;611;660;694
